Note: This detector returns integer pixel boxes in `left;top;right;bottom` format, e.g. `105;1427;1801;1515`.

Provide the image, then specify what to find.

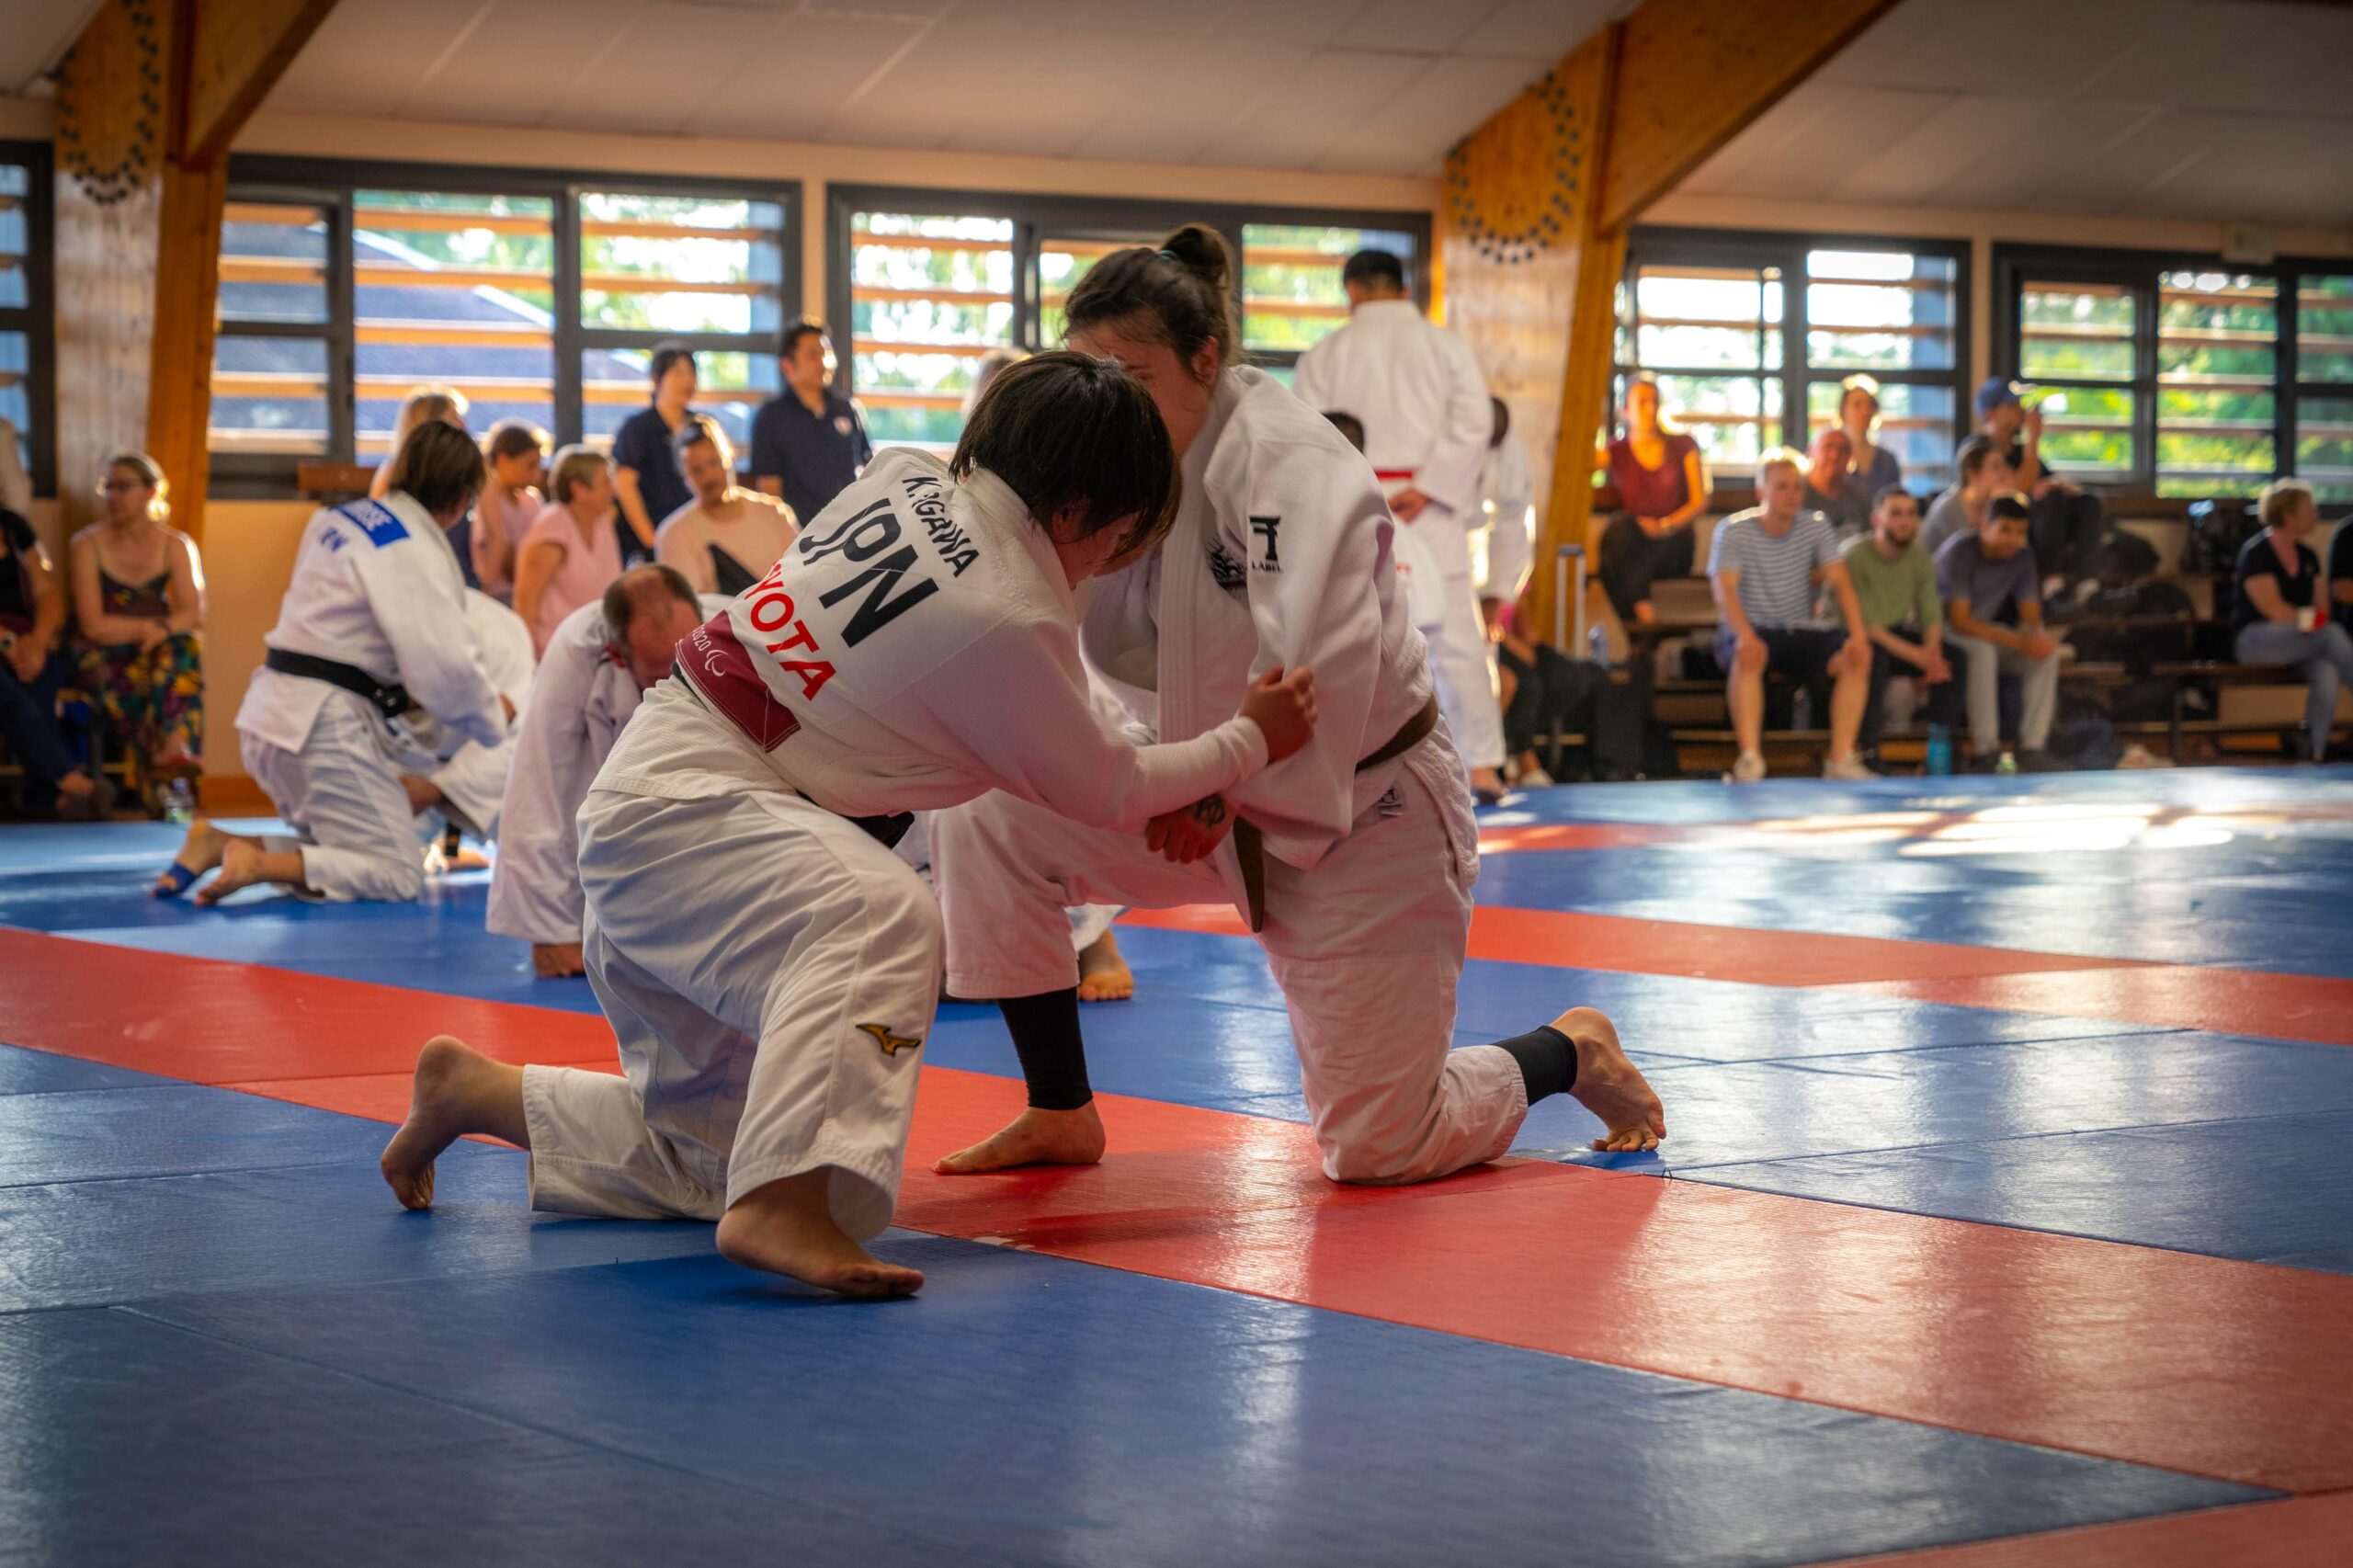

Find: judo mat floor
4;767;2353;1565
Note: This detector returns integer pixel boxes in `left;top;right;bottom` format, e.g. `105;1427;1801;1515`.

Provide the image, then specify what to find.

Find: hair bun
1157;222;1233;299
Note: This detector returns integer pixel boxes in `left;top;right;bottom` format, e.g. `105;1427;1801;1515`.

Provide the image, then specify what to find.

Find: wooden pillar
52;0;335;542
1441;0;1903;643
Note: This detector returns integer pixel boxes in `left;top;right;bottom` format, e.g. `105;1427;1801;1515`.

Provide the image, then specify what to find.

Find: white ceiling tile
0;0;108;95
1836;93;2051;206
1344;0;1499;54
1188;47;1429;167
684;11;927;141
1451;0;1627;62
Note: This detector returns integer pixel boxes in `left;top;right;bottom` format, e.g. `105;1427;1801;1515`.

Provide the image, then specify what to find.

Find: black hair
672;413;728;462
601;563;699;643
1873;483;1918;512
1989;493;2032;524
1488;395;1510;449
484;418;547;465
649;340;696;389
1062;222;1239;384
779;317;828;362
952;350;1177;560
392;420;486;517
1342;248;1407;291
1323;411;1365;452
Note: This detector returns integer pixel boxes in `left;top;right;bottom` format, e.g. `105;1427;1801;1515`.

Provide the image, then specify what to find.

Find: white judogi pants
1410;514;1507;772
522;785;940;1239
932;735;1527;1186
239;687;426;903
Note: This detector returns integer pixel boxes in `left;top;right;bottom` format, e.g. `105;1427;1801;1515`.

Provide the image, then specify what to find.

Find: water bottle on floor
1925;724;1952;777
1996;751;2019;776
165;778;195;824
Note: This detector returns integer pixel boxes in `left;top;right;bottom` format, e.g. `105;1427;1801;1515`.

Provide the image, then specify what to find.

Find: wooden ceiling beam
182;0;341;167
1598;0;1904;233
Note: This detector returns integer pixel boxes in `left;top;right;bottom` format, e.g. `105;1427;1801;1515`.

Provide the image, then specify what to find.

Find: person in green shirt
1836;486;1954;757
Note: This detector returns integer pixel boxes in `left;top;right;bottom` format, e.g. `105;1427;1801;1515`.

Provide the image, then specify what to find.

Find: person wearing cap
1975;377;2108;593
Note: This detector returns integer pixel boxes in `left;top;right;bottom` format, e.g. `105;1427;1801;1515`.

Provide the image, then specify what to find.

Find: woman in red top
1597;379;1711;627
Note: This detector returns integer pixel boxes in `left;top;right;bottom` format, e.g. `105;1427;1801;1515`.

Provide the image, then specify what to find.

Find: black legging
1598;512;1696;621
2029;490;2105;582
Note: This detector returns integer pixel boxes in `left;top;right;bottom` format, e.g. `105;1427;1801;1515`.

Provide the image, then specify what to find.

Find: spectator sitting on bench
2329;497;2353;620
1838;486;1954;761
2;504;114;818
1938;494;2063;770
2232;478;2353;763
1803;427;1872;541
1976;378;2107;596
1708;448;1874;783
1919;435;2012;560
1598;377;1711;628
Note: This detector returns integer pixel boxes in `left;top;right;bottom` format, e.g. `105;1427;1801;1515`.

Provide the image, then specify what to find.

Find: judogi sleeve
1225;434;1389;846
485;631;605;944
1481;434;1534;599
355;544;506;747
1415;331;1497;522
430;593;536;833
900;618;1267;831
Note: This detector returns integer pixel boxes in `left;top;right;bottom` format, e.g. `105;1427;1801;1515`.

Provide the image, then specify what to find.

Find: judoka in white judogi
934;366;1531;1186
1477;415;1535;619
421;589;536;843
1291;298;1506;777
233;493;506;902
521;449;1290;1244
484;590;729;954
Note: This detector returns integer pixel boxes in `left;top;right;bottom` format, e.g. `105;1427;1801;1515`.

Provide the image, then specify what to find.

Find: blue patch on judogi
333;499;409;547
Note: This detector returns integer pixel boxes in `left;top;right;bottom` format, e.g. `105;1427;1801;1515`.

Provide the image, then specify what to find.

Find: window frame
824;182;1433;384
0;140;56;499
1993;241;2353;500
214;154;801;497
1617;225;1973;505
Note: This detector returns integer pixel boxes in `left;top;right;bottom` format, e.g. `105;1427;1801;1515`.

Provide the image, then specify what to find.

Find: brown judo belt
1231;694;1439;935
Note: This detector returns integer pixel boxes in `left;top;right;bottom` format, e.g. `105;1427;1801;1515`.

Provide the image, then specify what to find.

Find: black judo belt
263;648;413;721
1230;693;1439;935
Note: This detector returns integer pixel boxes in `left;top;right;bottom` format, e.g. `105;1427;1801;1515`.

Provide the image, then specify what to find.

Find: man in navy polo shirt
751;319;872;522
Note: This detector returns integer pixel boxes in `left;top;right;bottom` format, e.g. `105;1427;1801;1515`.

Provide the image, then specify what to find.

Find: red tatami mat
10;923;2353;1492
1124;903;2353;1046
1122;903;2146;985
1834;966;2353;1050
1814;1490;2353;1566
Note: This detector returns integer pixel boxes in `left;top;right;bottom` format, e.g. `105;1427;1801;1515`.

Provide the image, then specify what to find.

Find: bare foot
1554;1006;1665;1153
934;1103;1107;1175
716;1170;923;1299
1076;930;1134;1004
380;1036;528;1210
193;836;274;905
156;817;231;897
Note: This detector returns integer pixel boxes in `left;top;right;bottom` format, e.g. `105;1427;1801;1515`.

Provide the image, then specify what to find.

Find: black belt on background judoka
1231;693;1440;935
665;661;913;850
264;648;413;721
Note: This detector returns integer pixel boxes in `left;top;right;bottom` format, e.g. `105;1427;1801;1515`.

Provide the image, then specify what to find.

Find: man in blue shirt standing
750;319;871;522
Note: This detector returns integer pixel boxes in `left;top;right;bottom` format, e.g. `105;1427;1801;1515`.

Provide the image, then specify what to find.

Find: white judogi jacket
1478;430;1535;603
427;591;536;837
235;493;505;763
598;449;1267;827
1290;300;1493;525
1081;368;1436;896
486;592;729;946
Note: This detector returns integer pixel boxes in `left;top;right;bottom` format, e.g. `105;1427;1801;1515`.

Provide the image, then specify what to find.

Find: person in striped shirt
1707;449;1874;783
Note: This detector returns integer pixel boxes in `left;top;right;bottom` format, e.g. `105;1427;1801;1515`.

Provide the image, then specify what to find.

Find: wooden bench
2149;661;2347;760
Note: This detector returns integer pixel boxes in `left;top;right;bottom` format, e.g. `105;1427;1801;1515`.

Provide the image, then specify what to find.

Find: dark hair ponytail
1063;222;1240;383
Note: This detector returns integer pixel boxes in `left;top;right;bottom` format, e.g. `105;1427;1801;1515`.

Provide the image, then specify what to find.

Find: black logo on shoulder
1207;539;1246;590
1249;515;1281;572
